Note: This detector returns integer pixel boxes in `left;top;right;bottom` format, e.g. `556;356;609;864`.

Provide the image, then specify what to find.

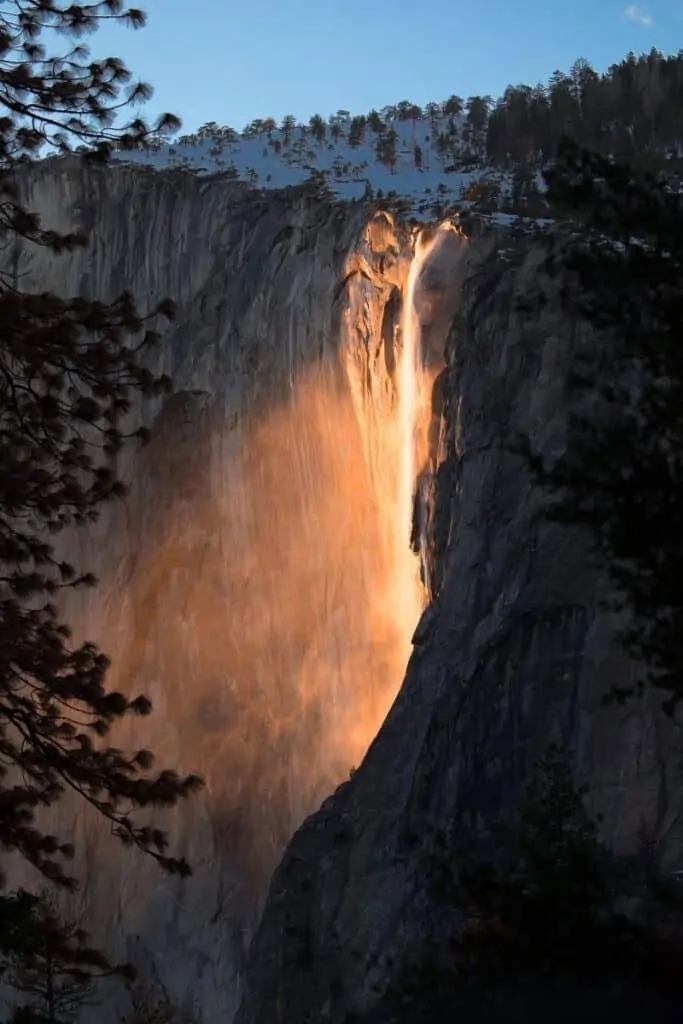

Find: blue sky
94;1;681;133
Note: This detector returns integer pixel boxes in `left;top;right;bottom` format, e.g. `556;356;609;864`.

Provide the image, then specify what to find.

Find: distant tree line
486;49;683;169
178;47;683;184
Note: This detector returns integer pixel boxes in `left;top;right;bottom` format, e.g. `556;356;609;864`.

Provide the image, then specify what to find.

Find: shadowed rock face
413;225;468;373
235;238;683;1024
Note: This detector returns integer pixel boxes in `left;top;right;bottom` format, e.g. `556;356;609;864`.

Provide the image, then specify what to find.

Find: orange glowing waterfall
395;229;439;640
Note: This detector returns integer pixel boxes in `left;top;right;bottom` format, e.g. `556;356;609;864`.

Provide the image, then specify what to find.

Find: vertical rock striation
3;161;416;1021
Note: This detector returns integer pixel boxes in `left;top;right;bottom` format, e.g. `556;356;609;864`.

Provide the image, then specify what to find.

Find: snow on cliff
115;108;508;214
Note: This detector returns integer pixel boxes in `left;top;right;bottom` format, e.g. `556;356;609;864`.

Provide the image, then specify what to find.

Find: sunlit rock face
236;236;683;1024
4;161;418;1021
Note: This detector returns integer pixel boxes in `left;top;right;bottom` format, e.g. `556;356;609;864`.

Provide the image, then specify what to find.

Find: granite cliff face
4;160;423;1020
5;162;683;1024
236;236;683;1023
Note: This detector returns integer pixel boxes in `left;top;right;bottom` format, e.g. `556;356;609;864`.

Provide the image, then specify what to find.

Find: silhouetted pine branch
0;0;202;889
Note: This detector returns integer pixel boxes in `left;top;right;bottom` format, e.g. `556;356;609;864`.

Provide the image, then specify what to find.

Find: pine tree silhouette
0;1;202;890
4;889;131;1024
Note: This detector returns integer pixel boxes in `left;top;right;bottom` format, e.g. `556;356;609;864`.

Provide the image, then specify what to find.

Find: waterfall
396;223;469;612
342;216;467;691
396;229;441;635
